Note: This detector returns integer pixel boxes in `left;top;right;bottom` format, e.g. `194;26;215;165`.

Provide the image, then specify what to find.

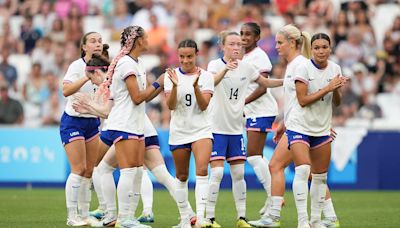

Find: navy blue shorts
169;143;192;152
145;135;160;149
286;130;332;150
246;116;276;132
211;133;246;162
100;130;144;147
59;112;100;145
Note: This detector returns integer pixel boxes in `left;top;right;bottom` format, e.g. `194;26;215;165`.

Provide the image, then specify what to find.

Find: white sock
131;166;144;216
92;166;106;211
269;196;284;218
100;161;117;214
293;164;311;223
195;175;208;222
310;173;328;224
206;167;224;219
323;198;337;219
141;169;153;215
66;173;83;217
175;178;189;220
78;177;92;218
230;164;247;219
248;156;271;196
117;168;137;218
151;165;175;199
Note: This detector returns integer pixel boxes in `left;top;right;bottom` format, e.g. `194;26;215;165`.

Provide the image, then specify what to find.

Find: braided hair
104;26;145;87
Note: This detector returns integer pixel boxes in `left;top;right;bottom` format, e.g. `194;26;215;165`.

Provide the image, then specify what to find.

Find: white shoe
66;215;87;226
83;215;103;227
101;212;117;227
298;221;311;228
311;221;327;228
172;217;191;228
116;217;152;228
248;215;281;227
321;217;340;228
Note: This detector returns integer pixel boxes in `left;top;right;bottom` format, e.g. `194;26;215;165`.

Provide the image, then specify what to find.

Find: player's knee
269;160;283;174
195;165;208;177
72;165;87;176
176;173;189;182
210;167;224;182
230;164;244;181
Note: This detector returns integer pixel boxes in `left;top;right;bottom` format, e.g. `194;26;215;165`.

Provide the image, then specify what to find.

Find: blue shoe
138;212;154;223
89;208;106;220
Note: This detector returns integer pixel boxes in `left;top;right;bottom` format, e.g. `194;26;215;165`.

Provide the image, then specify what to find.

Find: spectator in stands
20;14;42;54
110;0;132;41
42;72;63;125
0;48;18;92
48;18;65;43
0;0;18;17
31;37;57;75
258;22;279;65
335;27;365;68
147;12;169;54
33;1;56;36
64;4;84;45
0;79;24;124
22;63;46;107
0;20;23;54
131;0;169;31
330;10;350;48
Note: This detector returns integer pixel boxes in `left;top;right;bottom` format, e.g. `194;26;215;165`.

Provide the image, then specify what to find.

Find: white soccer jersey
208;58;259;135
283;55;308;126
243;47;278;118
144;114;157;137
285;59;342;136
63;58;97;118
164;68;214;145
104;55;147;135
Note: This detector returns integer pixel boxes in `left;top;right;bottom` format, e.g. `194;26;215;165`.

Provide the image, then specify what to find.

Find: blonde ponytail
300;31;311;59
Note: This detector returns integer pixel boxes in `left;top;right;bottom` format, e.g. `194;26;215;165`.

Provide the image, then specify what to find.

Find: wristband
152;81;160;89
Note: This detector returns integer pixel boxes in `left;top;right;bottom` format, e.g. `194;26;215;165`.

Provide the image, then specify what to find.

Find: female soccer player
98;25;157;228
241;22;278;215
164;39;214;228
60;31;106;227
285;33;345;228
205;31;283;228
249;26;341;228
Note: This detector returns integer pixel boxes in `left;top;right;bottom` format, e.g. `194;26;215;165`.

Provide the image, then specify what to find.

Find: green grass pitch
0;189;399;227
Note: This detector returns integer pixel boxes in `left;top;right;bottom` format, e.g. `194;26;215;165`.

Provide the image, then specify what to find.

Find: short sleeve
207;61;218;75
164;71;173;93
199;71;214;94
294;64;309;85
248;64;260;82
119;60;138;81
63;63;80;84
252;51;272;73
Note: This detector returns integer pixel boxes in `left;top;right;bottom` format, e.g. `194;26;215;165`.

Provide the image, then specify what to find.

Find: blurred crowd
0;0;399;129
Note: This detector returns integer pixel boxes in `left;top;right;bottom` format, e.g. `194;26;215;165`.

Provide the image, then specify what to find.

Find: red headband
86;66;108;71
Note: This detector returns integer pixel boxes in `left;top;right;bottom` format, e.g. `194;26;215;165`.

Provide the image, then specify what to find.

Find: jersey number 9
185;94;192;106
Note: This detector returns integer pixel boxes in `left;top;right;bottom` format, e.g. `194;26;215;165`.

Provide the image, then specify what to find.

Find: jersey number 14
229;88;239;100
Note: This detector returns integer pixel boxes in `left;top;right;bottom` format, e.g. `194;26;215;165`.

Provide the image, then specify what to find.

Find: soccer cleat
172;217;191;228
248;215;281;228
90;208;106;220
298;221;311;228
138;212;155;223
83;215;103;227
101;213;117;227
189;210;197;226
205;218;221;228
66;215;87;227
115;217;152;228
236;217;251;228
321;218;340;228
195;220;213;228
311;221;327;228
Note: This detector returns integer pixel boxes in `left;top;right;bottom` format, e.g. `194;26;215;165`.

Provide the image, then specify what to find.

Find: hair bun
103;44;110;50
